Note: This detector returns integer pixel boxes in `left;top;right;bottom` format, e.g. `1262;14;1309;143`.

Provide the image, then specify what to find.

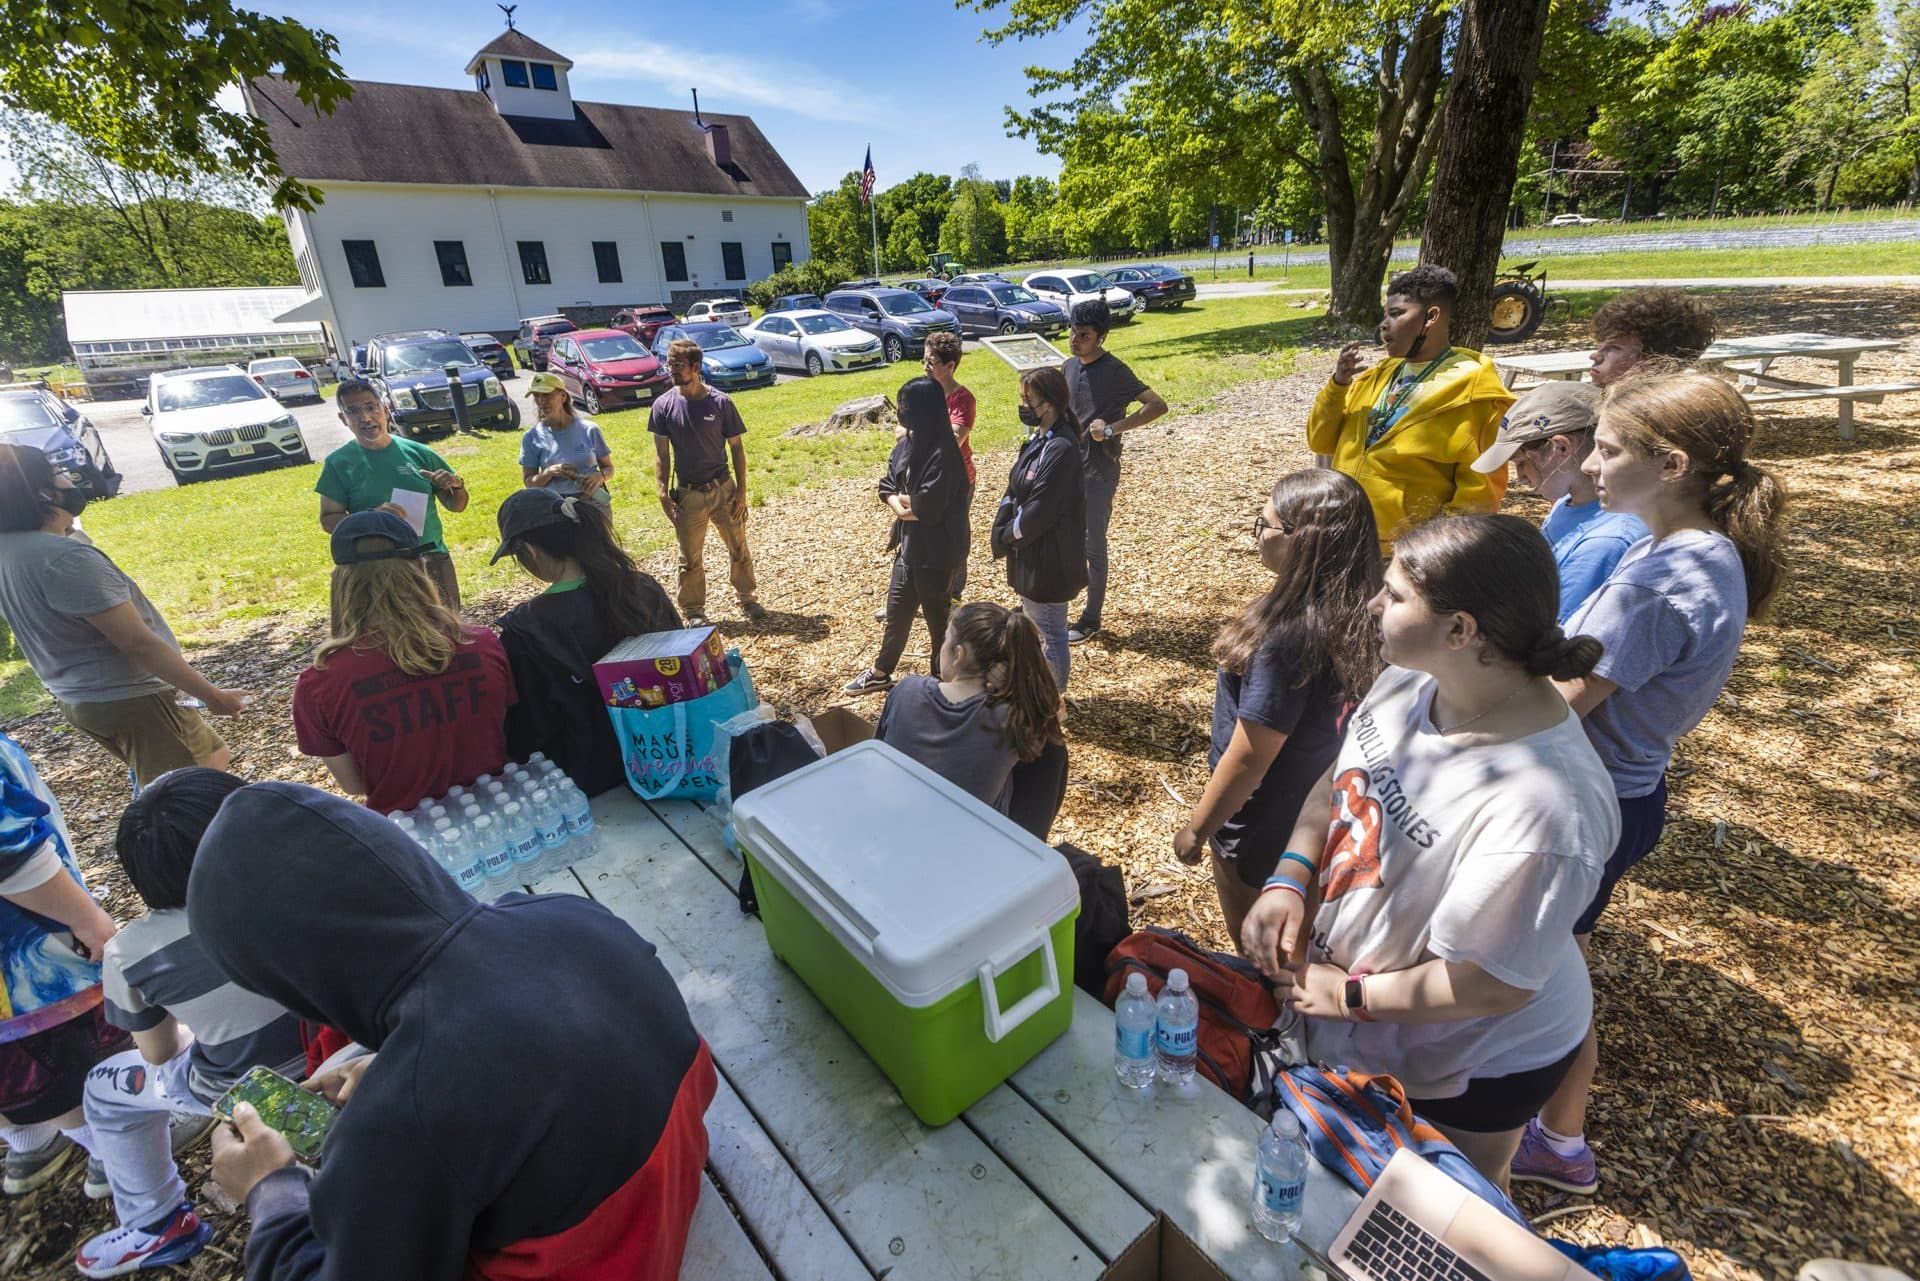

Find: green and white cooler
732;740;1080;1126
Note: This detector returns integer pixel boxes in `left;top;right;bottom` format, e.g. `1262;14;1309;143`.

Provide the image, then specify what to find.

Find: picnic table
521;787;1362;1280
1494;332;1919;441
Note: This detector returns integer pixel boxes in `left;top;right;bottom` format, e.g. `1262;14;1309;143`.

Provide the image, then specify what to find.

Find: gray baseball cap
1471;381;1602;474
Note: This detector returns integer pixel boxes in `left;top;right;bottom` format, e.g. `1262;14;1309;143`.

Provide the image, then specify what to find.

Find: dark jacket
188;783;715;1281
991;421;1086;603
893;377;969;571
497;575;679;798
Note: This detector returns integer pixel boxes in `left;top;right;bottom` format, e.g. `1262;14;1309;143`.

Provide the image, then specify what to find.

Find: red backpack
1102;927;1286;1107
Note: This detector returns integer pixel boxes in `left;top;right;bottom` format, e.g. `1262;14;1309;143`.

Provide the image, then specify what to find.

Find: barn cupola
465;24;576;122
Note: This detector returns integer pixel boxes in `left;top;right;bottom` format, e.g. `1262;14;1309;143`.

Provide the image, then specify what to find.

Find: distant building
246;27;812;355
62;287;327;397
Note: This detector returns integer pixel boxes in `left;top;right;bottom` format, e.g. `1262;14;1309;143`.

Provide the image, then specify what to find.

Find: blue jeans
1021;597;1070;692
1079;465;1119;629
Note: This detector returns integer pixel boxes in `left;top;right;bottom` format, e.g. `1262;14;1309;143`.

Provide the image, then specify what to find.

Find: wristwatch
1342;976;1368;1021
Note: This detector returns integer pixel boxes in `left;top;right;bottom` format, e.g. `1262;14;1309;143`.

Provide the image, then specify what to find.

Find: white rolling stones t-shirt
1305;666;1618;1099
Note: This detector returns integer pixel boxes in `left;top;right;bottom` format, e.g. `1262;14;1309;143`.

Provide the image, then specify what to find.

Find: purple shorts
0;1002;131;1124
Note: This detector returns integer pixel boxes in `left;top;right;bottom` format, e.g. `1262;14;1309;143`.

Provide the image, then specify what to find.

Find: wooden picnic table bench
1494;332;1919;441
519;788;1362;1280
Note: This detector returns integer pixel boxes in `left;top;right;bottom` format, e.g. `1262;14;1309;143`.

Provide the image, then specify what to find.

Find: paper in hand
389;487;429;536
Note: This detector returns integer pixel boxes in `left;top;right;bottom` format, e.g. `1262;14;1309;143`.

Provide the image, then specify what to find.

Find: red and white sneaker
74;1203;212;1278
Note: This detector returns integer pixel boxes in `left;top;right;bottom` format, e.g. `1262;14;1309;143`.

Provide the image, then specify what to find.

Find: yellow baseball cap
527;371;566;396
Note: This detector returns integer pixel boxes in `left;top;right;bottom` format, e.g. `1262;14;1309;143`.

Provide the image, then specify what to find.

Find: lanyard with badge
1365;348;1453;448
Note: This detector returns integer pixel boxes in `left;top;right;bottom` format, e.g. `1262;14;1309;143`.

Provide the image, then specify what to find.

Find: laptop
1290;1148;1586;1281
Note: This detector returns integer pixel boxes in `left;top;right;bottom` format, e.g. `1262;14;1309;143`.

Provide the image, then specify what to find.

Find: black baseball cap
491;487;577;563
330;511;423;566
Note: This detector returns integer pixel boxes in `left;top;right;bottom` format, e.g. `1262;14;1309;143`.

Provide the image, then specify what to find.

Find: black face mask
48;488;88;518
1018;404;1042;428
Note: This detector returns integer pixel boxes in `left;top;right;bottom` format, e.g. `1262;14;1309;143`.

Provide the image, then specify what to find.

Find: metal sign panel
977;333;1068;371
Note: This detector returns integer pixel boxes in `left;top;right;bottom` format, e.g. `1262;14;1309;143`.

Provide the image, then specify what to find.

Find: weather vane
499;3;517;29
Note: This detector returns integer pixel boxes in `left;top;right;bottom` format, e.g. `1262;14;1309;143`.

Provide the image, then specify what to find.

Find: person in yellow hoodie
1307;266;1514;552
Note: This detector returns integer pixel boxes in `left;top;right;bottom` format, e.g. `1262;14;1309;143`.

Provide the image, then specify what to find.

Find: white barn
246;27;812;355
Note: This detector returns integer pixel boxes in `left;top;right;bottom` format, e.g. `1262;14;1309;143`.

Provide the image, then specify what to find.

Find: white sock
2;1119;61;1153
58;1123;99;1157
1536;1120;1587;1157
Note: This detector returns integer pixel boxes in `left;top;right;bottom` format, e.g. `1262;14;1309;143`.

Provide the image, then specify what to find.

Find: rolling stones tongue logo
1320;768;1384;901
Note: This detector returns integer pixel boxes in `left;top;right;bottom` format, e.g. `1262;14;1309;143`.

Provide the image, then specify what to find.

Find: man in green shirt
316;381;470;607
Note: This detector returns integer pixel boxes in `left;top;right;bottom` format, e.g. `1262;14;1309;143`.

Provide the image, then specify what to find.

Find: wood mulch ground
3;288;1916;1279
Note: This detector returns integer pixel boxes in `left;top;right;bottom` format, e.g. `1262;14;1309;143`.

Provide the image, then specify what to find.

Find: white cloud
568;39;889;126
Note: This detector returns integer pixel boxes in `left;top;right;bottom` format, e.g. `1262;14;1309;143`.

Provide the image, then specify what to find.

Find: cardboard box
1100;1215;1234;1281
808;706;875;754
593;627;731;708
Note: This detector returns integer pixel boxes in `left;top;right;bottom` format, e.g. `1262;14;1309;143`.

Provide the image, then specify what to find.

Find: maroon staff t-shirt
293;628;517;814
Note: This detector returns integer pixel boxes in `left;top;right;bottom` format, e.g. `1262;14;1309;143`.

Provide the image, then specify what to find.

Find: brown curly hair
1592;288;1718;362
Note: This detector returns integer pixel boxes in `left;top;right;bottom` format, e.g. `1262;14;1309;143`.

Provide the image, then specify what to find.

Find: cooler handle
978;932;1060;1044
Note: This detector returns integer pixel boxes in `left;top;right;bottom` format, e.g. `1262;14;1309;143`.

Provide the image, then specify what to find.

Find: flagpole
870;198;880;277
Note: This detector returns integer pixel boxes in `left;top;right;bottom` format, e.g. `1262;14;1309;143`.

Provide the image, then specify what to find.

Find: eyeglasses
1253;514;1293;539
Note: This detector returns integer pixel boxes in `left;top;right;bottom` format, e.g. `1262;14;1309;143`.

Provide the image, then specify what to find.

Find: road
1176;217;1920;270
89;395;350;497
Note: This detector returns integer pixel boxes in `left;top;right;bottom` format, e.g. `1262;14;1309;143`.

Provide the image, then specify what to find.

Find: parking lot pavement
87;394;351;497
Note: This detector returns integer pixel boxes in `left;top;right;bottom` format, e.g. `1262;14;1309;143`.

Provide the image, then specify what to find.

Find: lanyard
1366;348;1453;447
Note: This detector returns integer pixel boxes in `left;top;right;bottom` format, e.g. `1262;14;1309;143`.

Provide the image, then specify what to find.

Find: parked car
1103;263;1197;310
513;315;577;371
349;344;371;377
0;386;121;498
544;328;670;414
142;365;309;483
834;279;885;291
741;310;886;376
610;305;680;348
1547;213;1599;227
649;322;776;392
939;282;1069;338
764;293;825;315
367;331;518;438
947;272;1011;287
460;333;516;380
895;278;948;307
822;286;960;363
684;298;752;328
246;356;323;404
1021;269;1139;322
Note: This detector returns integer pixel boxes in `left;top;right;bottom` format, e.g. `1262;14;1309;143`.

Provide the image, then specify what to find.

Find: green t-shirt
315;437;454;554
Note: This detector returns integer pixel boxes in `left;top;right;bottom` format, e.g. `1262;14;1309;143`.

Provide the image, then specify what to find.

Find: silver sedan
742;309;887;376
247;356;324;404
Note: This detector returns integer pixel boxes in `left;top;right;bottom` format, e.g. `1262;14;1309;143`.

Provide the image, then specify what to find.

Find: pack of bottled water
386;752;602;901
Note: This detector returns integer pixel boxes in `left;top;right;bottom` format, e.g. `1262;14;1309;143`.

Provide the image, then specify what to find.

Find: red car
544;328;669;414
610;304;680;348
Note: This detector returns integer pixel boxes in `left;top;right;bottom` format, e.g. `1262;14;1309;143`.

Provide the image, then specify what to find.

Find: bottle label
456;863;486;891
511;834;542;863
1115;1023;1151;1061
567;811;595;835
539;826;567;849
1257;1170;1305;1216
484;847;513;872
1155;1022;1197;1056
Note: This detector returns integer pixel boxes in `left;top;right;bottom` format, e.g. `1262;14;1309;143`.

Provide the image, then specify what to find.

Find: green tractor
927;252;966;281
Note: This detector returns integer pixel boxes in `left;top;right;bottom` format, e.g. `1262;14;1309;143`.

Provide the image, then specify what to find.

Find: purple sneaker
1510;1117;1598;1194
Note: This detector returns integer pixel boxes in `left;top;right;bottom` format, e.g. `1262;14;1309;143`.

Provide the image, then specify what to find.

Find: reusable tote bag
607;650;758;802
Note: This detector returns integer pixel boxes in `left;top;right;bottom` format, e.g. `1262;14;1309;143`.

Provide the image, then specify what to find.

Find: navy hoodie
187;782;715;1281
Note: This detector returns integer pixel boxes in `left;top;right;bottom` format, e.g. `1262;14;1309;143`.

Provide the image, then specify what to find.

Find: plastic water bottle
528;788;569;867
1252;1110;1309;1243
500;801;544;880
445;785;468;808
554;780;598;862
1154;968;1199;1085
474;813;515;890
434;826;488;898
527;752;557;777
1113;972;1158;1088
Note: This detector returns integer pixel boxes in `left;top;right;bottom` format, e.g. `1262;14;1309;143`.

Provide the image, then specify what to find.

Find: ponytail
1602;369;1788;619
949;601;1063;761
513;497;667;636
1522;625;1603;681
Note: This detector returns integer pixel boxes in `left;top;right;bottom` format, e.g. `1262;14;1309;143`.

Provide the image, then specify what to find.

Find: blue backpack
1274;1065;1530;1229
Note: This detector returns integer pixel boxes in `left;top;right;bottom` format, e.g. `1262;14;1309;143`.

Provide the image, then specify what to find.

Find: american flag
859;146;876;204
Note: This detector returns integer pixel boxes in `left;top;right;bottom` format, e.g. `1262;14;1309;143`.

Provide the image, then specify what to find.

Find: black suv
514;316;577;371
822;287;960;362
367;330;519;438
461;333;516;380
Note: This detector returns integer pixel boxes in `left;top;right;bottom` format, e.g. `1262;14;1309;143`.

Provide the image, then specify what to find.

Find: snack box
732;740;1079;1126
593;626;731;708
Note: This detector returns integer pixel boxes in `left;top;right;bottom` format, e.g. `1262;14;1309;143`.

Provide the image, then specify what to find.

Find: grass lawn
75;296;1319;653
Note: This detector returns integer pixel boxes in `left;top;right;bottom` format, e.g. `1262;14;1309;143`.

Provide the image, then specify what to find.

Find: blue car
651;323;776;392
0;387;121;499
939;282;1070;338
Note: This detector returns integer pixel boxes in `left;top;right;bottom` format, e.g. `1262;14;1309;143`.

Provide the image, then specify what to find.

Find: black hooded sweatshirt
187;782;715;1281
893;376;970;571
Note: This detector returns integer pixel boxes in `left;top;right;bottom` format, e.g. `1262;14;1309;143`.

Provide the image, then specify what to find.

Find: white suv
144;365;310;484
684;298;752;328
1021;269;1138;323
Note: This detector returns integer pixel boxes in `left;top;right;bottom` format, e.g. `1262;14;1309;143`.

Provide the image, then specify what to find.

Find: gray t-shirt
1563;529;1748;798
518;416;612;498
876;675;1018;813
648;387;744;488
0;531;175;702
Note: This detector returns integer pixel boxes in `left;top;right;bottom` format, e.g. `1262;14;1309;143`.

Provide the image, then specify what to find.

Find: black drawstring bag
728;721;824;915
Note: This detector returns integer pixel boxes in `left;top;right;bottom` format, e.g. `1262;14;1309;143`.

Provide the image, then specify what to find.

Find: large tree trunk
1292;10;1448;330
1417;0;1553;349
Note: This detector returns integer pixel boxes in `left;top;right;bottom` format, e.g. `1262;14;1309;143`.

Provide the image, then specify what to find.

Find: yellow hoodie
1306;348;1514;552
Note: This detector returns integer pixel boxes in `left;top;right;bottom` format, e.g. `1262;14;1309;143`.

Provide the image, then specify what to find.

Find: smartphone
213;1066;337;1161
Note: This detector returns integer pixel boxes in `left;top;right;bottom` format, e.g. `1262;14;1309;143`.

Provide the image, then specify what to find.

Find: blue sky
277;0;1082;194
